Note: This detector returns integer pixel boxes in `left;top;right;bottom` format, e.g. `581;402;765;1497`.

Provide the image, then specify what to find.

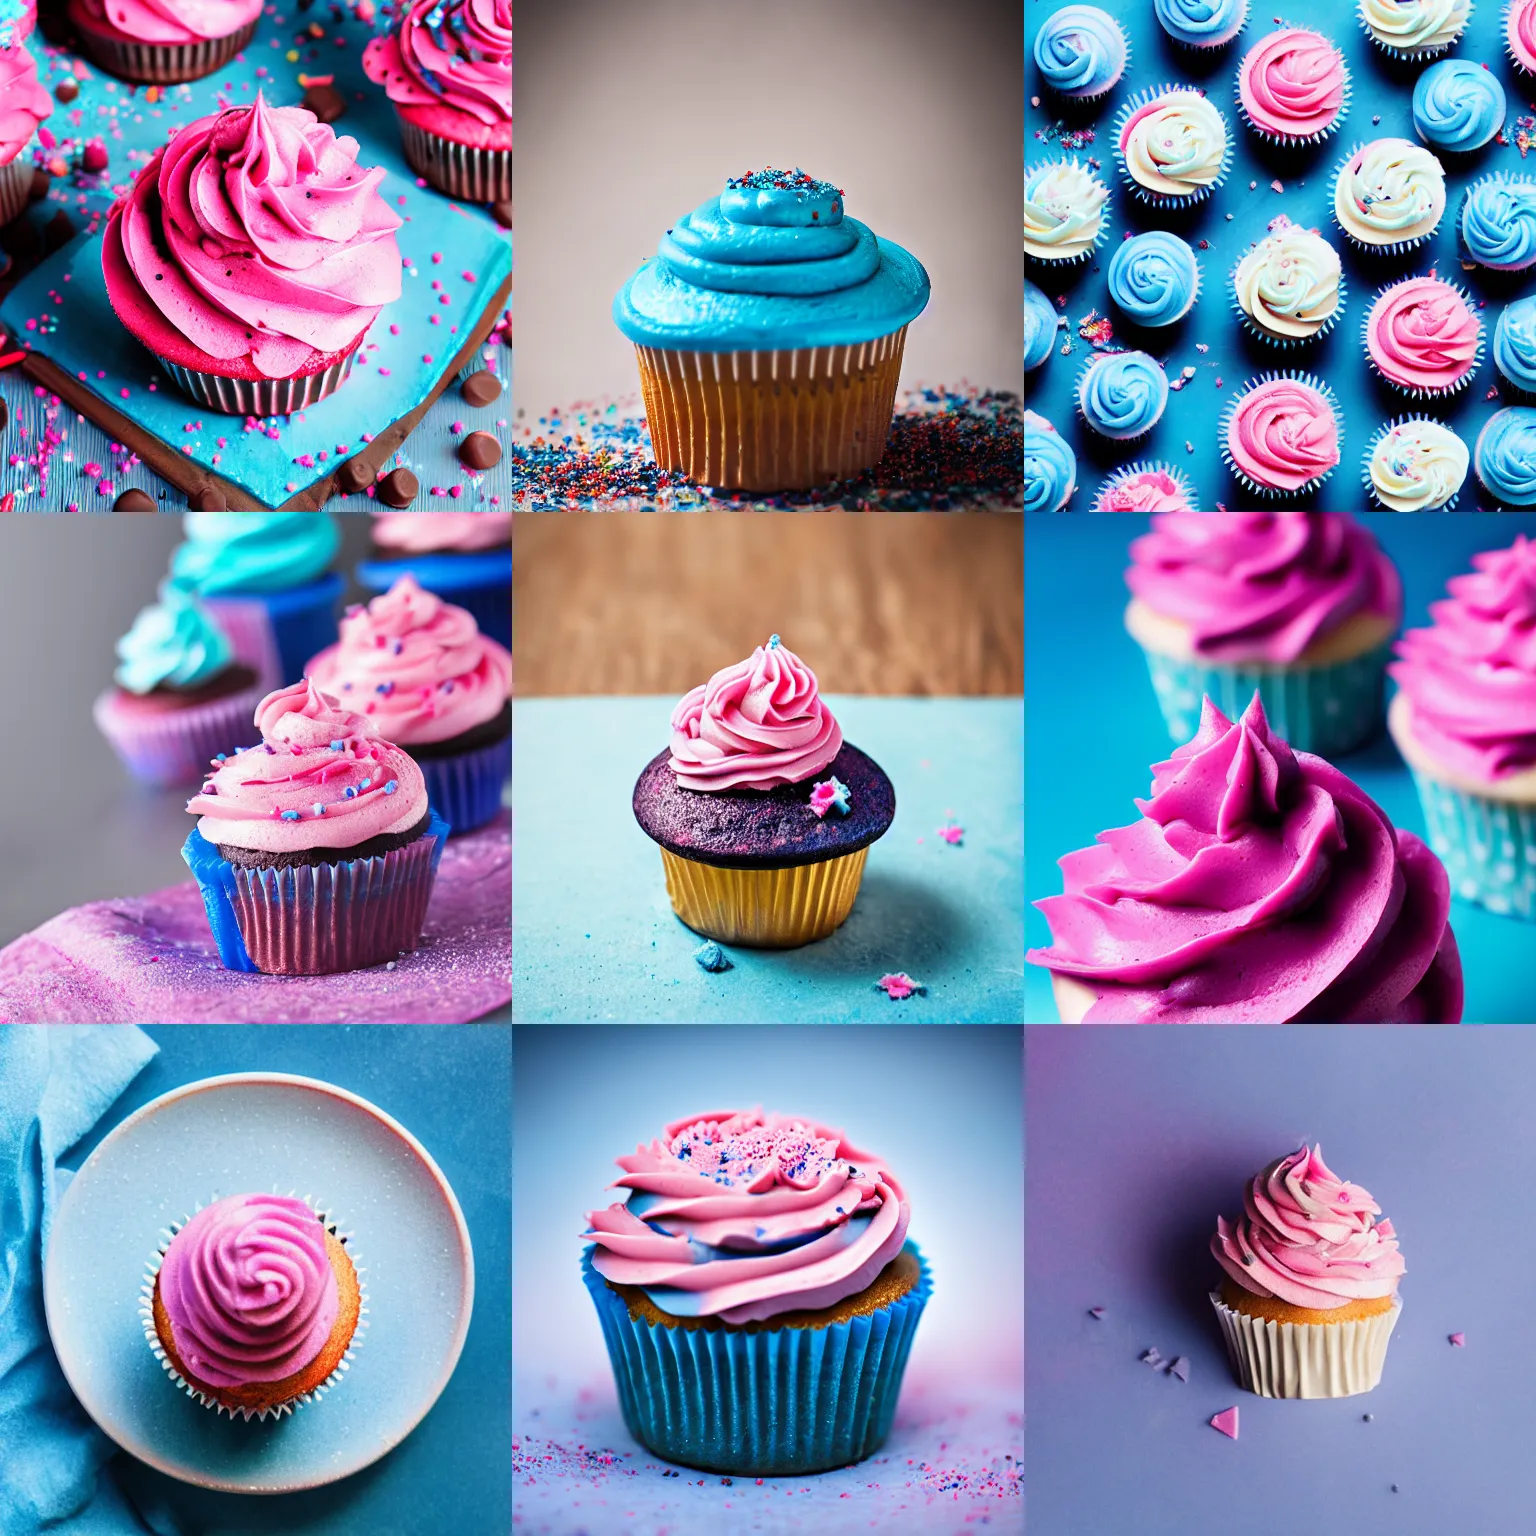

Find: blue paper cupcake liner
416;732;510;835
207;573;346;690
1138;639;1393;757
582;1242;931;1477
182;806;450;974
1407;770;1536;920
1361;416;1466;509
356;550;512;650
1113;85;1233;210
1230;265;1347;348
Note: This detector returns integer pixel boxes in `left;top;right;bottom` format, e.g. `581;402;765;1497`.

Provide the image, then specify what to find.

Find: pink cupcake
0;43;49;228
1236;28;1350;147
1363;275;1482;400
1221;373;1341;498
102;94;403;417
67;0;260;84
1091;461;1200;511
1510;0;1536;78
364;0;511;204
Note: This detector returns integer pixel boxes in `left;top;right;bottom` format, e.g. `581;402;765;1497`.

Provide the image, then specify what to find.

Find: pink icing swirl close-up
159;1193;339;1388
0;42;49;168
1226;378;1340;491
669;636;842;793
363;0;512;144
306;574;511;745
186;678;428;854
1366;277;1480;393
372;511;512;553
1391;534;1536;780
584;1108;910;1324
1211;1146;1405;1311
73;0;260;46
1238;29;1347;139
1126;511;1402;664
1026;694;1463;1022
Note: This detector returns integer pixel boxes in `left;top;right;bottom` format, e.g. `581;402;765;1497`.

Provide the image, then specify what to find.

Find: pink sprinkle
38;126;55;150
461;270;476;282
47;157;68;178
422;354;434;364
450;420;464;434
82;461;103;476
877;972;925;1001
1270;179;1284;193
96;479;112;495
1210;1406;1239;1440
936;822;964;845
1450;1332;1465;1347
431;251;443;264
389;323;400;335
439;293;451;305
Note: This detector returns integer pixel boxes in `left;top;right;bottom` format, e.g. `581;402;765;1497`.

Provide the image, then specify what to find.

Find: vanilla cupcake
1359;0;1471;59
1232;217;1345;346
1364;417;1469;509
1114;85;1232;209
1332;138;1446;255
1025;158;1110;266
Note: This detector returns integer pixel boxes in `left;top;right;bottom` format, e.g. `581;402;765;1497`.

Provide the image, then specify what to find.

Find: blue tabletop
1025;512;1536;1024
513;696;1024;1023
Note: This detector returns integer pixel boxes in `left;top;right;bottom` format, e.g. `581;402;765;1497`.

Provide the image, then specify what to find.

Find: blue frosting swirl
1460;174;1536;269
1476;408;1536;505
1033;6;1127;98
613;169;929;351
1025;280;1059;371
1077;351;1169;439
1107;232;1200;327
1496;298;1536;394
1153;0;1247;46
115;579;234;694
1412;60;1506;154
1024;409;1077;512
171;513;340;596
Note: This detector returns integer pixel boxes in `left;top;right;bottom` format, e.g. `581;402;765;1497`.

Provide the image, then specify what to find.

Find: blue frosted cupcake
358;511;510;650
1076;351;1169;445
1024;279;1060;372
1155;0;1249;49
1025;158;1110;267
1107;232;1201;328
1114;86;1232;210
1411;59;1505;160
1494;297;1536;403
1460;173;1536;271
1025;409;1078;511
1363;417;1469;510
1475;408;1536;507
1332;139;1446;256
1032;5;1128;105
1359;0;1471;60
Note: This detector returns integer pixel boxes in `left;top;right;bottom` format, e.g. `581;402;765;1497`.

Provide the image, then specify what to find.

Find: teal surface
513;696;1024;1023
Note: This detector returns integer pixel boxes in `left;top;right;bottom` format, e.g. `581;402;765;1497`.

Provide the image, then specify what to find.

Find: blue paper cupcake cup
182;806;450;974
416;732;510;835
582;1242;931;1477
205;573;345;690
356;550;512;650
1407;771;1536;920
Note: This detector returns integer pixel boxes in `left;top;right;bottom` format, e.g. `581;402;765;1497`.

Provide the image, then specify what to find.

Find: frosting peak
115;579;234;694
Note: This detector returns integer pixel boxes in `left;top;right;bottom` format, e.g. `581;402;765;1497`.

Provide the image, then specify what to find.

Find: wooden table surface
513;513;1023;696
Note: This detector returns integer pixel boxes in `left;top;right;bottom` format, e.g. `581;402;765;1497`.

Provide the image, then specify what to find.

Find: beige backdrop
513;0;1024;416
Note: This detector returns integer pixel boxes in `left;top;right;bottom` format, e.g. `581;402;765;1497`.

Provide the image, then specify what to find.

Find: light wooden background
514;513;1023;695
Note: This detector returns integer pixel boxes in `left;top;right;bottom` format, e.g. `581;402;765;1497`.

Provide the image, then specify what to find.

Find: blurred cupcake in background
359;512;511;648
67;0;260;84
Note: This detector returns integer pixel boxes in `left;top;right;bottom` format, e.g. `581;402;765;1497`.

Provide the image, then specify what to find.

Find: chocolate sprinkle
0;398;7;432
336;455;374;494
461;369;501;408
189;487;228;511
54;79;78;104
458;430;502;470
114;488;157;511
378;466;419;508
302;82;346;124
492;199;512;229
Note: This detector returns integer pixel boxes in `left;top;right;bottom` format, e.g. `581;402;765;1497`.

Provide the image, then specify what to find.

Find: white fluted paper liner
140;1191;368;1422
1209;1291;1400;1398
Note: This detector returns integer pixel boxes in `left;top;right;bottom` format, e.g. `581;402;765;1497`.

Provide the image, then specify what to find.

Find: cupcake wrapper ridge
156;341;360;417
1408;770;1536;920
1210;1292;1400;1399
397;114;512;203
93;681;265;789
75;17;256;84
0;152;33;229
417;733;510;835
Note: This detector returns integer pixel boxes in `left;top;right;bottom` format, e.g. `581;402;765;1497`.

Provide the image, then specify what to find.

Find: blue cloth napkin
0;1026;157;1536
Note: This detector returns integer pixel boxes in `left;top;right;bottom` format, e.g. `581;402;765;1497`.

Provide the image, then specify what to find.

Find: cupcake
1031;5;1128;105
182;679;449;975
631;636;894;948
94;579;265;789
0;43;49;229
1231;217;1345;346
1024;409;1078;512
1508;0;1536;77
1107;232;1201;328
358;512;511;649
362;0;511;204
67;0;259;84
1221;373;1340;499
1210;1147;1404;1399
1124;511;1402;757
1363;276;1482;399
1359;0;1471;59
170;512;344;688
0;0;35;45
1460;173;1536;271
1494;296;1536;403
306;575;511;836
1076;350;1169;444
1114;86;1232;209
1025;157;1111;267
1024;279;1060;372
1155;0;1249;50
1412;59;1505;159
1389;534;1536;918
143;1193;362;1419
1026;693;1464;1022
102;94;402;417
1475;408;1536;507
1091;461;1199;512
1332;139;1445;256
1364;416;1469;509
1235;29;1350;148
613;169;929;492
581;1108;930;1476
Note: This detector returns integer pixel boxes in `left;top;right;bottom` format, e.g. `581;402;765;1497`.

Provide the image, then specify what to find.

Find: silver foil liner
0;153;32;229
397;115;511;203
74;18;258;85
156;344;358;416
1210;1291;1402;1399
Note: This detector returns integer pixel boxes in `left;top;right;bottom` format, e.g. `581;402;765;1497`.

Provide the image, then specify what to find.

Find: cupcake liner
1210;1292;1401;1399
1361;280;1483;400
205;573;344;690
356;550;512;650
155;339;361;416
397;114;511;203
0;151;33;229
634;329;907;491
1114;85;1233;210
416;732;509;835
1219;371;1341;500
141;1192;368;1421
74;17;257;84
582;1242;931;1476
1230;263;1348;348
1090;459;1200;511
1234;40;1352;148
1407;769;1536;919
1361;416;1464;509
198;595;283;692
93;678;265;789
659;845;870;948
1137;636;1393;756
181;805;450;974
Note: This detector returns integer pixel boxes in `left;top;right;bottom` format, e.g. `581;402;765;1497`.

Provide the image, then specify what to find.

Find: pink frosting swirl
74;0;260;46
159;1193;339;1388
306;574;511;746
102;95;402;381
363;0;512;144
1226;378;1339;492
669;636;842;792
1027;695;1463;1022
372;511;511;553
1366;277;1479;393
0;42;51;169
1238;30;1348;140
1126;512;1402;664
186;678;429;854
1211;1146;1404;1311
1391;534;1536;780
584;1108;910;1324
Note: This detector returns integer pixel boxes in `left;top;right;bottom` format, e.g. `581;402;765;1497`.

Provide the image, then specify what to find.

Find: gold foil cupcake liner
659;846;869;948
634;326;909;490
75;18;258;85
1209;1291;1401;1399
397;115;512;203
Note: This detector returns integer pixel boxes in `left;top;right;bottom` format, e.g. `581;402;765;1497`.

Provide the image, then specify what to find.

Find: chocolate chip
460;369;501;408
28;168;49;203
114;488;157;511
458;430;502;470
336;455;374;494
54;79;79;104
378;467;419;508
189;487;227;511
491;199;512;229
302;83;346;124
43;210;74;253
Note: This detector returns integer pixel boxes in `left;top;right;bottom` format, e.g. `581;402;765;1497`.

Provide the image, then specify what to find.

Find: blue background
1025;0;1536;509
1026;1024;1536;1535
1024;512;1536;1023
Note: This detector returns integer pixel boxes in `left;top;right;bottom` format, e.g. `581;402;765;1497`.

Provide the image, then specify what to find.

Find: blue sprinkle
344;786;357;798
330;739;344;751
694;940;733;973
215;753;227;761
280;810;301;822
393;640;404;655
767;633;781;650
313;803;325;815
359;778;371;791
384;779;398;794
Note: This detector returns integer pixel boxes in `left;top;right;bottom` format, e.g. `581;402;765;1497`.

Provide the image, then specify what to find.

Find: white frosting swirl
1119;90;1229;199
1233;221;1342;339
1333;138;1445;245
1025;161;1108;261
1368;418;1468;510
1358;0;1469;53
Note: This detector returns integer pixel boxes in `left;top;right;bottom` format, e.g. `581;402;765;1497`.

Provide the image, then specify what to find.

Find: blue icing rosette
1475;408;1536;506
114;580;234;695
1107;232;1201;327
1412;59;1506;155
1460;173;1536;269
171;512;340;596
1494;296;1536;400
1032;5;1128;100
1024;409;1077;512
1154;0;1249;47
1024;280;1060;371
1076;351;1169;441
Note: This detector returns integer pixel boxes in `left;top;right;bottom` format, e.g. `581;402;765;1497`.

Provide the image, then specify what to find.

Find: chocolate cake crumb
189;487;228;511
54;79;78;104
302;82;346;124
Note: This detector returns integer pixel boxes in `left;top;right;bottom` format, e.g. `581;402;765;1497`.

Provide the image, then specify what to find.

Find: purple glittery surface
0;815;509;1023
